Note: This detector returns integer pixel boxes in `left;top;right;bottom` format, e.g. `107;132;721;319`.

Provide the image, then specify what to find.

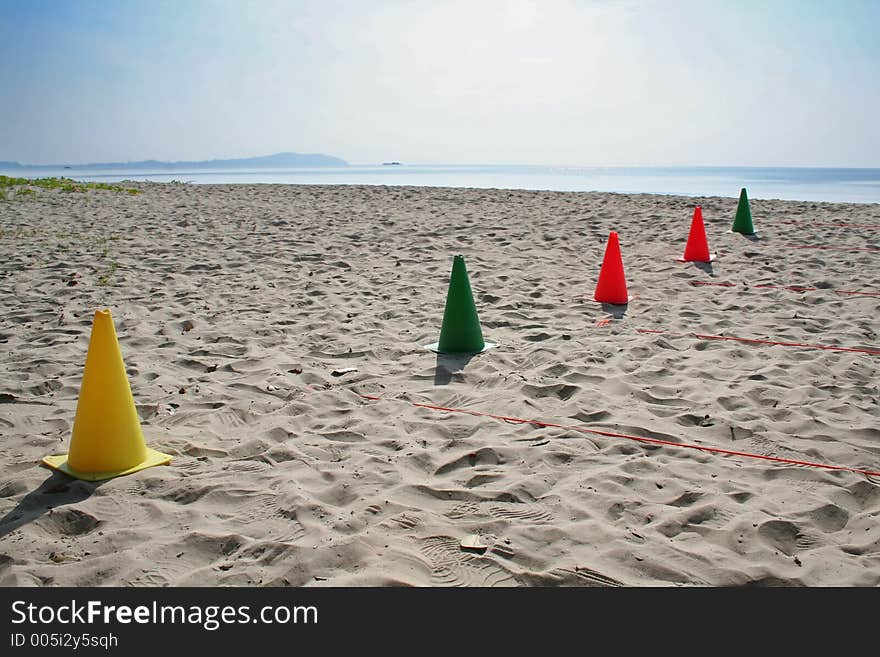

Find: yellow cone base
424;341;497;354
42;446;172;482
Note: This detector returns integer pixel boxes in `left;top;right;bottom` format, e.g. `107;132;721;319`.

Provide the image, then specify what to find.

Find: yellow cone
42;309;172;481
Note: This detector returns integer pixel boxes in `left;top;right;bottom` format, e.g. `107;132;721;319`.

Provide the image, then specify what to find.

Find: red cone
677;206;715;263
594;231;630;304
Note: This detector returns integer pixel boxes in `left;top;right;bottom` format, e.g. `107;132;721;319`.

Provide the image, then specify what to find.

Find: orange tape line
359;395;880;478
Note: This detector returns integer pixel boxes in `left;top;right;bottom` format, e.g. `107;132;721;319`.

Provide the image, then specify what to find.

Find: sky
1;0;878;167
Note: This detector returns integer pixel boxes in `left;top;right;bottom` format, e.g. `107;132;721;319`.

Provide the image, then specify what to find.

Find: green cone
732;187;755;234
425;255;495;354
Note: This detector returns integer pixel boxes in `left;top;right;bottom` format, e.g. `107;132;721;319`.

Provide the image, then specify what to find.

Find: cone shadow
693;261;714;274
736;233;760;241
434;352;477;386
0;471;104;540
600;302;628;319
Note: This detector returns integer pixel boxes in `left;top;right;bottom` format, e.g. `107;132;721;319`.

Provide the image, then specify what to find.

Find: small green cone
425;255;495;354
732;187;755;234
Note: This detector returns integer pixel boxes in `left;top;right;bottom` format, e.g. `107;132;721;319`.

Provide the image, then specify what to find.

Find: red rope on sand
837;289;880;297
358;395;880;478
754;284;818;292
635;328;880;355
693;333;880;355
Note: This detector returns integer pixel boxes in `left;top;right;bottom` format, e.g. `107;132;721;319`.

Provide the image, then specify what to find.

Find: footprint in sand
41;508;102;536
488;505;554;524
445;502;482;520
418;536;518;587
545;566;625;587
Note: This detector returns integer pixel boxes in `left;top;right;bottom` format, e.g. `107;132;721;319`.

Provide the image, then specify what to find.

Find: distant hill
0;152;349;170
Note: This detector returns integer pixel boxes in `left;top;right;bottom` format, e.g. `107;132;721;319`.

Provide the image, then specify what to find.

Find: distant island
382;161;403;166
0;151;349;171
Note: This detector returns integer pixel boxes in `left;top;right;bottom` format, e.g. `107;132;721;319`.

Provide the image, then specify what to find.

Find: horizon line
2;155;880;171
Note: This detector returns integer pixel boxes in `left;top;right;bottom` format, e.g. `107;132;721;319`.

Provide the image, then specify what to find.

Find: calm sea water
4;164;880;204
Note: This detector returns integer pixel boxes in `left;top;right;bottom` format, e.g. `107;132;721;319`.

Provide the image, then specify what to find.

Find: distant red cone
677;206;715;263
594;231;630;304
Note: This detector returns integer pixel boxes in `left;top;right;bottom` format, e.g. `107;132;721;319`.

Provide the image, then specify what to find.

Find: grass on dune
0;175;141;198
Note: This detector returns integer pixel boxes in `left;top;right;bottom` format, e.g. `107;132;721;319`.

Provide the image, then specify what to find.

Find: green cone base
425;341;497;354
42;447;172;482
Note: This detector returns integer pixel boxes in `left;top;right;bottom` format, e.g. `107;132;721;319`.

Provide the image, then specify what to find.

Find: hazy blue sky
1;0;878;167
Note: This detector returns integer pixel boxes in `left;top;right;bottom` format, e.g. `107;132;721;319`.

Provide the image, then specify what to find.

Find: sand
0;182;878;587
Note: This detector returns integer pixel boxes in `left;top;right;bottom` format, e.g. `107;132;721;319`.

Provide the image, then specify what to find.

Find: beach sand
0;182;878;587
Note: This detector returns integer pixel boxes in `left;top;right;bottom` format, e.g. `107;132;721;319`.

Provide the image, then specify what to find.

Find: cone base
676;254;717;262
424;341;497;355
594;296;633;305
42;447;173;481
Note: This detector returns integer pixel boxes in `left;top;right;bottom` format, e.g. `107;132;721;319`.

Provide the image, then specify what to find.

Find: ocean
3;164;880;204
